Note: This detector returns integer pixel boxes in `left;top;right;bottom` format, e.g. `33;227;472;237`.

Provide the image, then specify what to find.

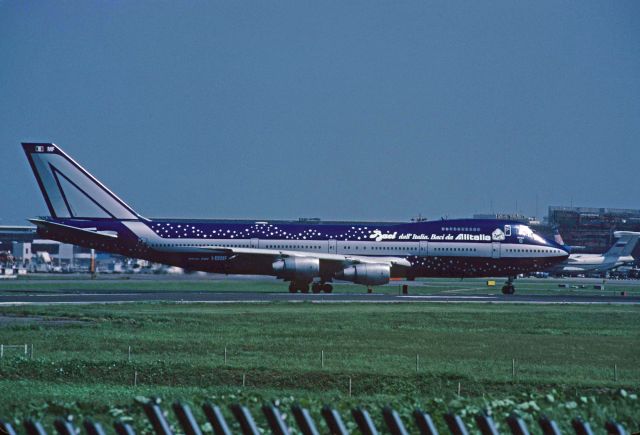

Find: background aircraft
552;227;585;252
548;231;639;275
22;142;569;294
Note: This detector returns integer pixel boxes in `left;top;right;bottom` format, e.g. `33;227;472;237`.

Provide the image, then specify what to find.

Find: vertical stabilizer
604;232;640;258
22;143;142;220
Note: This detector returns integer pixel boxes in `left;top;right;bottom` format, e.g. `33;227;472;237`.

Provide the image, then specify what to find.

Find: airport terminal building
548;206;640;254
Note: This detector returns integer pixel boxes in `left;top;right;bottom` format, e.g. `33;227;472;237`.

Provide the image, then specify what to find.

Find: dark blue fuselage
35;216;569;279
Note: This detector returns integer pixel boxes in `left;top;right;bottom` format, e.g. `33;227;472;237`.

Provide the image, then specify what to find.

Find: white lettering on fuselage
370;230;493;242
369;230;398;241
455;233;491;241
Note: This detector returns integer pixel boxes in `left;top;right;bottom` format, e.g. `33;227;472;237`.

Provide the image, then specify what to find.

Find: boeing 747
22;143;569;294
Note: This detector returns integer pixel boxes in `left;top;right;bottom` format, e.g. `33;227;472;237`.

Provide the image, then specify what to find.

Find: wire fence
0;399;630;435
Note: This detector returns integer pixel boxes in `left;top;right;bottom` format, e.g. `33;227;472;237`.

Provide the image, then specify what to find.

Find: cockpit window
504;225;511;236
516;225;534;237
517;225;548;244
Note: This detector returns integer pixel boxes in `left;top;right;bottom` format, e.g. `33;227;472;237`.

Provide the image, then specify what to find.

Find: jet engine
337;263;390;286
272;257;320;280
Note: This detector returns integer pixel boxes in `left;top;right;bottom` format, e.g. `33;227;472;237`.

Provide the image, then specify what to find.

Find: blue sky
1;1;639;225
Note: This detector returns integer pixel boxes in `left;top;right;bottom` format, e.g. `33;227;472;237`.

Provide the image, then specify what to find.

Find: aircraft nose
549;239;570;260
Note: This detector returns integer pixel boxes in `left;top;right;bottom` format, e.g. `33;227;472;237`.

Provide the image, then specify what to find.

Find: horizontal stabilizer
29;218;118;242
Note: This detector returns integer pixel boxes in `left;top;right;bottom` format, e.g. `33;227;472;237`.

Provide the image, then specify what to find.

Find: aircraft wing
199;246;412;268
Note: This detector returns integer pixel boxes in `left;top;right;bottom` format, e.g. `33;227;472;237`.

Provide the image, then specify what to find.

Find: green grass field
1;287;639;433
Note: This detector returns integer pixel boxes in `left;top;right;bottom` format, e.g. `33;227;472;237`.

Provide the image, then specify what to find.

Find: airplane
552;227;585;253
21;142;569;294
547;230;640;275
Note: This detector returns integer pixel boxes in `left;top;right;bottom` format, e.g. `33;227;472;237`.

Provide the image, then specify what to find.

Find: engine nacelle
272;257;320;280
337;263;390;286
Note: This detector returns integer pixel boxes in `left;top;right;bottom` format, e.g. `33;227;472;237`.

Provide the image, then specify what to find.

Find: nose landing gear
501;276;516;295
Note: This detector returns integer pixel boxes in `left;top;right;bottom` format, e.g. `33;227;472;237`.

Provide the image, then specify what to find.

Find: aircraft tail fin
552;227;565;246
22;143;143;220
604;232;640;257
552;227;585;253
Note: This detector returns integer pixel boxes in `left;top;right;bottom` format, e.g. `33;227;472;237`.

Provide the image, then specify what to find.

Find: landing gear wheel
322;283;333;293
501;284;515;295
300;283;310;293
288;283;297;293
502;276;516;295
312;283;322;293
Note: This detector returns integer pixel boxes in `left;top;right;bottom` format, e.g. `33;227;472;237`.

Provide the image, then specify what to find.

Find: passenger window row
506;248;560;253
442;227;480;232
266;245;322;250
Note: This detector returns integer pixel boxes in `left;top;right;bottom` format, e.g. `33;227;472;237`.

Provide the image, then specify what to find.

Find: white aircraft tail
22;143;142;220
604;232;640;258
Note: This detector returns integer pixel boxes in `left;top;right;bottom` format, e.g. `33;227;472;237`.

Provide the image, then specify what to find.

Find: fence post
348;377;352;397
614;364;618;381
604;420;627;435
128;346;131;362
512;358;516;379
413;409;438;435
1;344;3;358
321;406;349;435
352;408;379;435
443;413;469;435
506;414;531;435
224;347;227;365
416;354;419;373
538;416;562;435
321;350;324;369
474;413;499;435
172;402;203;435
262;404;291;435
571;418;594;435
202;403;232;435
54;418;78;435
83;420;107;435
382;407;409;435
143;402;174;435
230;404;261;435
24;344;28;357
291;404;320;435
0;420;17;435
23;419;48;435
113;421;136;435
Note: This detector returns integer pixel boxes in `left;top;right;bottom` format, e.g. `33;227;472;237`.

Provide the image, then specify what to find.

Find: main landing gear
288;281;333;293
312;282;333;293
501;276;516;295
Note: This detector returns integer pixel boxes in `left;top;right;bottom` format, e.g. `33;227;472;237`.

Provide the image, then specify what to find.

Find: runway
1;291;639;305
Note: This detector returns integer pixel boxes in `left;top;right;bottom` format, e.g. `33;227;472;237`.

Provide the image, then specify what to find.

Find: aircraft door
491;242;501;259
328;239;337;254
419;240;429;256
250;238;259;248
